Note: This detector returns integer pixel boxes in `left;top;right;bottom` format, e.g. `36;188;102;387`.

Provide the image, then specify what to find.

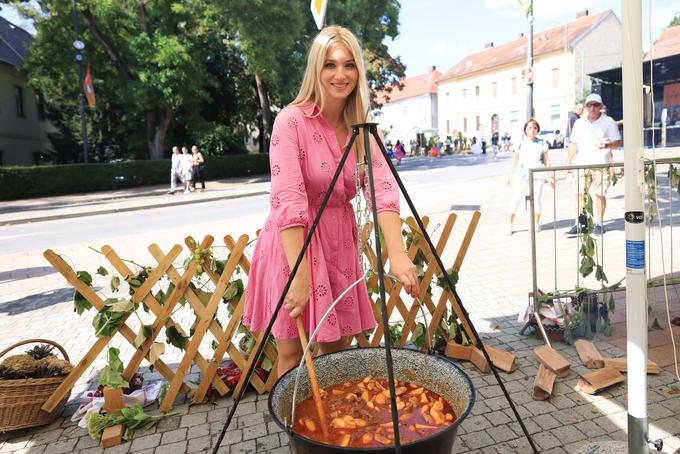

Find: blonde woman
506;119;554;235
243;26;418;378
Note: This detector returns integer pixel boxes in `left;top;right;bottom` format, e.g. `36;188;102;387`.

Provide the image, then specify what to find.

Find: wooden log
532;364;557;401
574;340;605;369
533;345;570;377
485;345;516;373
445;341;473;361
101;424;124;448
103;387;124;415
470;346;490;373
602;357;661;374
576;367;625;394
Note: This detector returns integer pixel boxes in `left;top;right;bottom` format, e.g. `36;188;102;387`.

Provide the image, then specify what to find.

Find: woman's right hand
284;271;310;319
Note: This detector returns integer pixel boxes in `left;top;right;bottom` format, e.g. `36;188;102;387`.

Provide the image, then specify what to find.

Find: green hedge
0;154;270;201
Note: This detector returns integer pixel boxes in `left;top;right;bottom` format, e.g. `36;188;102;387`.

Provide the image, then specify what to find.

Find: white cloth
71;381;162;428
515;137;548;181
570;114;621;165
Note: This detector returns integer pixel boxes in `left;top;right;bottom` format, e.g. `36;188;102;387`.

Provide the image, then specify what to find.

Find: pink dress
243;103;400;343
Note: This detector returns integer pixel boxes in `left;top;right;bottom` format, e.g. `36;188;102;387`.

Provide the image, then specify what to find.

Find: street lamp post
71;0;88;163
525;0;534;119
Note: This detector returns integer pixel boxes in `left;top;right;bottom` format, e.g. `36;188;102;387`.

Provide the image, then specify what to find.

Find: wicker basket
0;339;72;431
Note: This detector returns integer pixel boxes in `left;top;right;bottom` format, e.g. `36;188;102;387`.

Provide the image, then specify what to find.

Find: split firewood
532;364;556;401
533;345;570;377
602;357;660;374
576;367;624;394
574;340;604;369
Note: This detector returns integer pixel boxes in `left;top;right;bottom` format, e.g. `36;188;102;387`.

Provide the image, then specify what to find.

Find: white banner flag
310;0;328;30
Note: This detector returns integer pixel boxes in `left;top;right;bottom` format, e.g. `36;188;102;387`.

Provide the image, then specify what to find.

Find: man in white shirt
565;93;622;236
168;146;183;194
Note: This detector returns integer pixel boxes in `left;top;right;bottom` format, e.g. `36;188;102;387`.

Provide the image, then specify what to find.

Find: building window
475;86;480;97
463;117;468;132
511;77;517;96
510;110;519;137
15;86;25;118
492;81;497;99
36;93;46;120
462;88;467;101
476;115;480;130
550;104;561;130
447;119;450;134
0;150;4;166
552;68;559;88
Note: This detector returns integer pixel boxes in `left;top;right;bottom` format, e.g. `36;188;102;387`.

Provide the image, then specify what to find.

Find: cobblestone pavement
1;154;680;453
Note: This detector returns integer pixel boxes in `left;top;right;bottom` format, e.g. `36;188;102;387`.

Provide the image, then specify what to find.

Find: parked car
537;130;564;149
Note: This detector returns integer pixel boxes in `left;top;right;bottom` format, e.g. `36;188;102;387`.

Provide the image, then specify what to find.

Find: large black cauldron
268;347;475;454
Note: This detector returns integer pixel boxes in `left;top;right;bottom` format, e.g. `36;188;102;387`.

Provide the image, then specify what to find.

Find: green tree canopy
4;0;406;161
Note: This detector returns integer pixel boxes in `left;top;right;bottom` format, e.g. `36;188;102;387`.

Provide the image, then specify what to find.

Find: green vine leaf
106;298;134;313
223;279;245;303
92;307;126;338
649;317;663;331
134;324;153;348
110;275;121;293
595;265;608;283
580;256;595;278
73;271;94;315
96;266;108;276
99;347;129;389
148;342;165;364
166;326;188;350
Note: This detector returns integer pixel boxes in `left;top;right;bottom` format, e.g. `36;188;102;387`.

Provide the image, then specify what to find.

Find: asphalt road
0;153;515;255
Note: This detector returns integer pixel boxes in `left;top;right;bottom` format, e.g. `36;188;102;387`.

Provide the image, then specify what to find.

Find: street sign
310;0;328;30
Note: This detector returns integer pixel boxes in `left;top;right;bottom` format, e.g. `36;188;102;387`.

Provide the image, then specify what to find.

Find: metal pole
621;1;648;452
72;0;88;163
526;0;534;119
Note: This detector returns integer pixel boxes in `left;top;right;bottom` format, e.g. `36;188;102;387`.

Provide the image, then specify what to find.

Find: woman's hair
523;119;540;134
291;26;371;160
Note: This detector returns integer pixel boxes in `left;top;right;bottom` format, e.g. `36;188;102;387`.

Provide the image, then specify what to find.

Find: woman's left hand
389;252;420;298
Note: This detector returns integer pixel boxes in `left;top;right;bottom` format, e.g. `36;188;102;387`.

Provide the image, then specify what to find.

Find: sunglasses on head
586;102;602;108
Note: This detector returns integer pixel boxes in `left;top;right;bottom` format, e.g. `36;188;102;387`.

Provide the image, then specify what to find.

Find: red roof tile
438;10;613;82
377;70;441;104
645;25;680;61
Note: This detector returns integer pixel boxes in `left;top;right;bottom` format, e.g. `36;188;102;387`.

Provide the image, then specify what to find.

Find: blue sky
389;0;680;76
2;0;678;78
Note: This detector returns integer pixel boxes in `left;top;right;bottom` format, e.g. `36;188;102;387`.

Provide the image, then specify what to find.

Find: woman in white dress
506;119;555;235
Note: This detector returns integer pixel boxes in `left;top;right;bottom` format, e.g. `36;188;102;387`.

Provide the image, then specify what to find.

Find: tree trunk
147;106;172;160
254;73;273;153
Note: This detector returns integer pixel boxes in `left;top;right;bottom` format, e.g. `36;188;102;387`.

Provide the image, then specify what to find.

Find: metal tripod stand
213;123;538;454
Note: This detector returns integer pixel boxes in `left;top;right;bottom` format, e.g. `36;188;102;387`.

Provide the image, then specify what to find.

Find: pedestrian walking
565;103;583;147
242;25;418;378
191;145;206;191
168;145;183;195
506;119;554;235
180;146;193;193
565;93;622;236
394;139;406;165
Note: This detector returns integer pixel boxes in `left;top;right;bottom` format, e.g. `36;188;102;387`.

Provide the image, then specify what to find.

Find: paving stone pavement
1;153;680;453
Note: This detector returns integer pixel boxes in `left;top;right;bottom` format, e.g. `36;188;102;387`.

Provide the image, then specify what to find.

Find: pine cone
25;344;56;360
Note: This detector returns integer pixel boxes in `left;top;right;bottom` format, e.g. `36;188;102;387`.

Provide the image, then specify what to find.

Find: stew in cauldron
293;375;457;448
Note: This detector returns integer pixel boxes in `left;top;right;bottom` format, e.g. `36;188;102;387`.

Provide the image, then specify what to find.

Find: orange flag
83;64;96;108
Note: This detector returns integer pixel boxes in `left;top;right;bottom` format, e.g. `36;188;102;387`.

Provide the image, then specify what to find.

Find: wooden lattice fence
40;212;482;413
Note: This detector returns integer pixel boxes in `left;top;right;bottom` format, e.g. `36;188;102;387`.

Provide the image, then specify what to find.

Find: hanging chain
355;156;373;272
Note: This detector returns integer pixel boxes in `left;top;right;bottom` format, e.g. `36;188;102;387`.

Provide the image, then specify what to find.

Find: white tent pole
621;1;648;452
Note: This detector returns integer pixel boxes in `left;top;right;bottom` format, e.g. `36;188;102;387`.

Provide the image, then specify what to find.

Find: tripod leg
212;128;360;453
367;125;539;454
363;126;403;453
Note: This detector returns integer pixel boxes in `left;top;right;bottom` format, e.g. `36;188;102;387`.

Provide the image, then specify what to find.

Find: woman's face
525;122;539;140
320;42;358;105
